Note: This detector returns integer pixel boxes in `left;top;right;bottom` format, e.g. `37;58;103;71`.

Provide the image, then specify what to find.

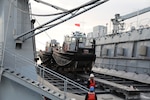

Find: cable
33;16;52;50
33;16;51;40
9;0;92;17
8;0;69;17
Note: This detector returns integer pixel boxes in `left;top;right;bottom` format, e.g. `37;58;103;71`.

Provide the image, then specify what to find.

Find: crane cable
9;0;69;17
9;0;94;17
9;1;75;17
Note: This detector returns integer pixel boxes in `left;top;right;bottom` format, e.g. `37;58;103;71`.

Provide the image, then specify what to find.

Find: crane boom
14;0;109;41
34;0;68;12
111;6;150;34
116;6;150;22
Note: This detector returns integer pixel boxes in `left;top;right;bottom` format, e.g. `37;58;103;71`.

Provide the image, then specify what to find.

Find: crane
14;0;109;42
34;0;68;12
111;6;150;34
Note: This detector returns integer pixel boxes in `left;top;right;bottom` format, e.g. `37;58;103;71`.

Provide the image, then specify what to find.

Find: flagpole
75;23;80;32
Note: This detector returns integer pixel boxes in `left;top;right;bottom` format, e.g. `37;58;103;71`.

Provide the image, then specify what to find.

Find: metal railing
37;64;89;91
4;48;88;97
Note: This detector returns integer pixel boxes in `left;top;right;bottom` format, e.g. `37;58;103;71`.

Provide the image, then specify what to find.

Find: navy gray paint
0;0;43;100
88;25;150;84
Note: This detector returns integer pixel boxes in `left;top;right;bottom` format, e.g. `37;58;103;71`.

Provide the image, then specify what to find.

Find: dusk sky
29;0;150;50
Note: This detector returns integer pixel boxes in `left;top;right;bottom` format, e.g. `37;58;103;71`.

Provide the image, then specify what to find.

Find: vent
117;47;124;56
139;45;147;56
102;48;108;56
15;40;22;49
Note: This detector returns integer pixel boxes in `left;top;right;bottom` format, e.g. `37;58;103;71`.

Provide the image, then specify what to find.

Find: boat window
83;38;86;42
71;38;76;42
79;38;83;42
79;38;86;43
52;43;56;47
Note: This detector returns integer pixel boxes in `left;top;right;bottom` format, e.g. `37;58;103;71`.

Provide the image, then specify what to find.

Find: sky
29;0;150;51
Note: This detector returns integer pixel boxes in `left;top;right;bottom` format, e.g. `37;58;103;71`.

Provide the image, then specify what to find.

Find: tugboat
40;31;96;73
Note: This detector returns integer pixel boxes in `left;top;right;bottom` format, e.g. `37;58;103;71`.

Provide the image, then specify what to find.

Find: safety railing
4;48;89;97
37;64;89;92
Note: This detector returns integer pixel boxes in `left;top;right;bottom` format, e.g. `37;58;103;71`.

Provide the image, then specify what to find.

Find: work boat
41;31;96;73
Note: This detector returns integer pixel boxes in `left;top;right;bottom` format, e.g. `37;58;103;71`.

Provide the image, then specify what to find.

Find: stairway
2;68;72;100
1;49;89;100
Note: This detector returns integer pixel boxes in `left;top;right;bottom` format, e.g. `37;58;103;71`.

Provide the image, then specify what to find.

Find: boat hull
41;48;96;73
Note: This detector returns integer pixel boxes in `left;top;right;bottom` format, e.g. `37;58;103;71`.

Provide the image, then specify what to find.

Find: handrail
38;64;89;92
4;48;89;93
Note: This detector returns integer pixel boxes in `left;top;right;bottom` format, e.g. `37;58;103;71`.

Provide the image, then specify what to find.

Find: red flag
75;23;80;27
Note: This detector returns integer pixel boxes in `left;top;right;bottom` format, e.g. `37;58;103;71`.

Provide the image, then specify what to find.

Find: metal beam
2;69;66;100
34;0;68;12
14;0;109;41
118;6;150;22
111;6;150;34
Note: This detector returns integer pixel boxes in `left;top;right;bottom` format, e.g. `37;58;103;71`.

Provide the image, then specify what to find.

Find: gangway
1;49;90;100
2;68;66;100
